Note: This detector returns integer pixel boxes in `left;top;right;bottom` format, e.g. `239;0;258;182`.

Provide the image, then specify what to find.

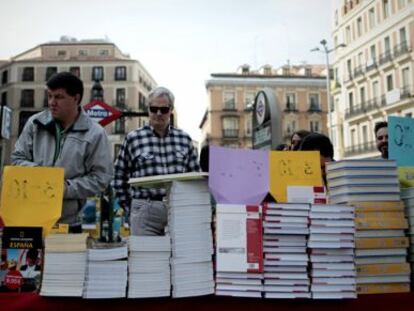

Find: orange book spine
355;237;409;249
357;263;410;276
355;218;408;229
357;283;410;294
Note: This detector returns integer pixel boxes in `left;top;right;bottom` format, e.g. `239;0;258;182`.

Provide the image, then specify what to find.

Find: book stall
2;117;414;310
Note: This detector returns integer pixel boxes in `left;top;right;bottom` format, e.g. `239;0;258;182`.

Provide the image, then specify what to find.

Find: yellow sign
398;166;414;188
269;151;323;202
0;166;64;236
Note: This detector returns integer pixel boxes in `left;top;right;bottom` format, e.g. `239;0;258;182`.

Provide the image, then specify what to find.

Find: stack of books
215;204;263;298
326;160;401;204
128;235;171;298
308;204;356;299
262;203;311;299
353;201;410;294
40;233;89;297
83;241;128;298
401;187;414;286
168;180;214;298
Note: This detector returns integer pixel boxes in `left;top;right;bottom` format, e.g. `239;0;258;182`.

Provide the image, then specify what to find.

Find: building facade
332;0;414;159
0;37;157;166
200;64;328;149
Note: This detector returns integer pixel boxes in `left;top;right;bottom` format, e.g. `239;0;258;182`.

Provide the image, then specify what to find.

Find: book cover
0;226;42;292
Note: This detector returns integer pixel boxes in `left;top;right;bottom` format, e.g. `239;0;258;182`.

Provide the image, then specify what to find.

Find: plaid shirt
112;125;200;208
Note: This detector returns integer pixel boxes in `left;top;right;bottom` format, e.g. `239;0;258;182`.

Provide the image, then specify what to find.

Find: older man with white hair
113;86;200;235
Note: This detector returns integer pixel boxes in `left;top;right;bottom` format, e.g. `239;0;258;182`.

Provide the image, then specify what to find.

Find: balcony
307;104;322;113
344;141;377;157
344;98;386;119
365;58;378;72
223;99;236;111
284;104;298;113
222;129;239;138
353;65;365;79
379;51;392;66
393;41;410;58
401;85;414;99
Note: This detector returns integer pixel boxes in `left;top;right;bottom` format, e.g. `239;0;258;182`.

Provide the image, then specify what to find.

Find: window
245;91;255;108
369;7;376;28
114;117;125;134
92;66;104;81
115;66;127;81
245;117;252;137
21;89;34;107
70;66;80;78
383;0;389;19
223;91;236;110
358;52;364;67
1;92;7;106
138;92;146;110
350;128;356;146
357;17;362;36
370;44;376;62
386;74;394;91
43;90;48;107
19;111;39;135
99;49;109;56
345;26;351;44
79;49;88;56
402;67;410;88
305;68;312;76
286;93;296;110
347;59;352;78
116;88;126;108
372;81;379;102
399;27;407;45
22;67;34;81
362;125;368;144
398;0;406;9
360;87;366;106
2;70;8;84
222;117;239;138
308;93;320;111
310;121;320;133
45;67;57;81
286;120;296;135
384;36;391;54
348;92;354;112
57;50;66;57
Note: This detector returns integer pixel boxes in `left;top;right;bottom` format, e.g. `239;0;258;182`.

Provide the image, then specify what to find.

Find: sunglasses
149;106;170;114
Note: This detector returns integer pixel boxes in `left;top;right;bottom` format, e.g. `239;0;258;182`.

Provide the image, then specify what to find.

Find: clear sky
0;0;337;142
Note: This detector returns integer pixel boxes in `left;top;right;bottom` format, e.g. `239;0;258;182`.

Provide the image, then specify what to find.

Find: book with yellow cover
355;237;409;249
355;211;405;219
356;283;410;294
352;201;404;212
355;218;408;230
356;263;410;276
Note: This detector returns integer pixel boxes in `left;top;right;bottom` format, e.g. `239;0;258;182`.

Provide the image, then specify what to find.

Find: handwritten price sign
269;151;323;202
0;166;64;234
389;116;414;166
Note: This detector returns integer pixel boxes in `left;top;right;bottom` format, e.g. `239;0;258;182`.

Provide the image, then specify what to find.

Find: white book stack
326;160;401;204
309;204;357;299
168;179;214;298
401;187;414;283
128;235;171;298
40;233;89;297
215;204;263;298
262;203;311;299
83;242;128;298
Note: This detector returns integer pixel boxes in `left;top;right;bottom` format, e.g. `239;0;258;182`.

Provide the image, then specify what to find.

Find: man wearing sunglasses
113;86;200;235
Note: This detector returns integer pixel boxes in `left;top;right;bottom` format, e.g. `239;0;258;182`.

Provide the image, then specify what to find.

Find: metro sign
84;100;122;127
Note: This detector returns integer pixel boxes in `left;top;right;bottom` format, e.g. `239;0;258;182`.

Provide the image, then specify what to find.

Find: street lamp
311;39;346;140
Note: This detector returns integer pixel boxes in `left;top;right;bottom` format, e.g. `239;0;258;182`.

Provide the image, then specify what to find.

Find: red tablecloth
1;292;413;311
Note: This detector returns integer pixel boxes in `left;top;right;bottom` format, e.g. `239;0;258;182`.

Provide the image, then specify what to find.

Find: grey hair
147;86;175;108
